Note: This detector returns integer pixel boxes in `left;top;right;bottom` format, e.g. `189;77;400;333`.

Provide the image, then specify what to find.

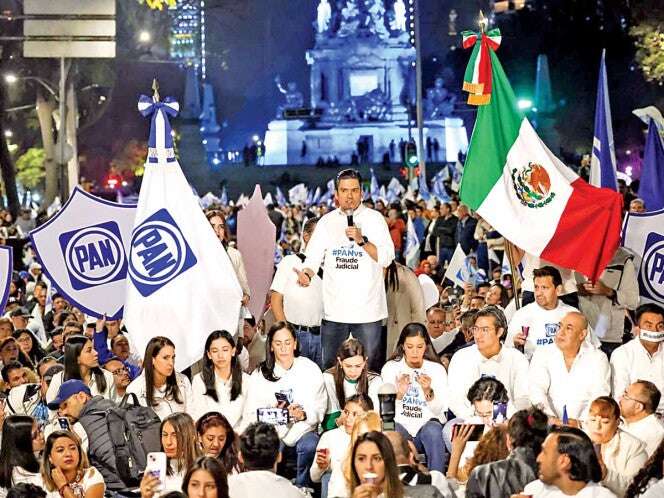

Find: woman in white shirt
0;415;44;497
311;394;373;498
323;337;381;431
140;413;201;497
381;322;449;473
125;336;194;420
41;430;105;498
586;396;648;497
46;335;114;405
348;431;407;498
191;330;249;428
241;321;327;488
206;209;250;306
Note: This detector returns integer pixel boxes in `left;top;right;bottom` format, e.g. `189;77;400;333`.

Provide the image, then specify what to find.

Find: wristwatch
358;236;369;247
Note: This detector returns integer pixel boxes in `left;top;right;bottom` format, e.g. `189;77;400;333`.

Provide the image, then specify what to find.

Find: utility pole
413;0;426;181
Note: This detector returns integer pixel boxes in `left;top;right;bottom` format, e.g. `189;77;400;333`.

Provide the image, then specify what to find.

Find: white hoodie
240;356;326;446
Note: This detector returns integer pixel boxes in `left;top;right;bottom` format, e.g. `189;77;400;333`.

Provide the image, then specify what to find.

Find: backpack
106;393;162;487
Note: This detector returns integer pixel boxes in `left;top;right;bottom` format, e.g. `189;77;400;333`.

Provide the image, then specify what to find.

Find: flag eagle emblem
511;162;556;208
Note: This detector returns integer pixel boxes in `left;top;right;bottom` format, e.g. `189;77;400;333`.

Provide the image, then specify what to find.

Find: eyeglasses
470;326;496;335
622;392;646;406
111;367;129;376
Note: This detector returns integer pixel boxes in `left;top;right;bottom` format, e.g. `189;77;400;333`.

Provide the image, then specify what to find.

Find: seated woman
626;438;664;498
586;396;648;497
41;430;105;498
310;394;373;498
447;424;509;487
240;321;326;488
323;338;381;430
191;330;249;429
196;412;240;475
140;412;201;497
181;457;229;498
0;415;44;494
381;323;449;472
348;431;405;498
125;336;194;420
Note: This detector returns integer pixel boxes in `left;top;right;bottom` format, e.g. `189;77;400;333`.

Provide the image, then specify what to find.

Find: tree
15;147;46;189
631;22;664;84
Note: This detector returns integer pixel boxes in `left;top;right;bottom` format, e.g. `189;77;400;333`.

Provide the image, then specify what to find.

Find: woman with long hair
191;330;249;429
205;209;250;306
240;321;326;488
182;457;229;498
125;336;193;420
140;413;202;498
349;431;404;498
626;438;664;498
195;412;240;475
381;322;448;473
45;335;114;405
340;411;383;498
12;329;45;367
384;261;427;355
41;430;105;498
323;338;381;430
448;425;509;484
0;415;44;493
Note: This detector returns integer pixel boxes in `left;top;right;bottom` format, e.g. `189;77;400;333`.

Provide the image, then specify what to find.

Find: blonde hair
343;411;382;489
41;431;90;492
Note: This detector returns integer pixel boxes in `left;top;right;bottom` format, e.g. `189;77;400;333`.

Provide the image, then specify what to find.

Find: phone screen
257;407;289;425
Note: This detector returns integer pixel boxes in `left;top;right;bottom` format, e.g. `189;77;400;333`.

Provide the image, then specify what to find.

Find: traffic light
404;142;419;168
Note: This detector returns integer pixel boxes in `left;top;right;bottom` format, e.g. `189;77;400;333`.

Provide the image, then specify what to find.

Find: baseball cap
9;307;31;318
47;379;91;410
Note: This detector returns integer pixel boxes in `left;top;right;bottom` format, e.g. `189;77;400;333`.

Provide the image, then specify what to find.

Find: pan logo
128;208;197;297
641;232;664;302
59;221;127;290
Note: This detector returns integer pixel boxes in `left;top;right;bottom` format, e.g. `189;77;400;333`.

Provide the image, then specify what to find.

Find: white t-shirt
303;205;395;323
125;371;194;420
229;470;305;498
323;371;382;415
523;480;617;497
520;256;578;295
45;466;105;498
381;358;448;436
310;427;351;498
622;414;664;457
506;301;598;360
270;253;324;326
190;371;250;429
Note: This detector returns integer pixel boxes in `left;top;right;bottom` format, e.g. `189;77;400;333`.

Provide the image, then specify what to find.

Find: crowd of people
0;167;661;498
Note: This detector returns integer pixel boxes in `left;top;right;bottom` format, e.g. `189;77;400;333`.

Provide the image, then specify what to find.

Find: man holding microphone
296;169;395;372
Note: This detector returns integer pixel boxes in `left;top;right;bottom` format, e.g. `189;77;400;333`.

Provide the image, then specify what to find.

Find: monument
263;0;468;165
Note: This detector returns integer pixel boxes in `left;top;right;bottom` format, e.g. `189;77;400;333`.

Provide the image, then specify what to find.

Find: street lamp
4;130;13;139
139;30;152;43
4;72;58;99
518;99;533;110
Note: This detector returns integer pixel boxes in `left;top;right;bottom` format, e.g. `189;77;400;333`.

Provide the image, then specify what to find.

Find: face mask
640;328;664;343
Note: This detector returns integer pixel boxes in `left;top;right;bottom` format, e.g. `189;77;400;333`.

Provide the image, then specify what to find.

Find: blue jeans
320;471;331;498
294;326;323;368
396;419;446;472
280;431;319;488
439;246;454;267
321;319;385;372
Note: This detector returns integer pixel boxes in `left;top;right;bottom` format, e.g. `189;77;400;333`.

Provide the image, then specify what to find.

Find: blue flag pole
639;119;664;212
589;50;617;190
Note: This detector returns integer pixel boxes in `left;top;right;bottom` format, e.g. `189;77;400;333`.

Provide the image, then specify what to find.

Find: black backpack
106;393;162;487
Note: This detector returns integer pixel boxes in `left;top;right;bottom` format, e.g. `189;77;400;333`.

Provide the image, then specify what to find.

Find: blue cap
47;379;91;410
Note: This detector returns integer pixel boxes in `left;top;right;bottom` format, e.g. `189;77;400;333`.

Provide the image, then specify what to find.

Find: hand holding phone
145;452;166;487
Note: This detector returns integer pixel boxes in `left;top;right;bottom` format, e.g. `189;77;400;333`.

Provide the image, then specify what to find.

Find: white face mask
640;328;664;343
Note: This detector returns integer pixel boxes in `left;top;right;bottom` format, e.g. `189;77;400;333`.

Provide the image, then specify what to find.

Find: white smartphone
145;452;167;486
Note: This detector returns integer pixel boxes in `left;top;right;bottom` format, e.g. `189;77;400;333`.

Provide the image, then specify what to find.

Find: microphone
378;383;397;431
345;208;354;241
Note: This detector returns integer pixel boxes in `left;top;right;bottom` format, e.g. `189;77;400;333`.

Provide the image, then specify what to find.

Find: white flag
443;244;467;287
124;94;243;370
404;217;420;269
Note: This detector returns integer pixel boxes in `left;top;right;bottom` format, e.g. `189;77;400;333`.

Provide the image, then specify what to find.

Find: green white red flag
459;34;623;281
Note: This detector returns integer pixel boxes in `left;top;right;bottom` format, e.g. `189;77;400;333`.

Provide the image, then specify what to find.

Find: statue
366;0;389;39
338;0;360;37
448;8;458;36
393;0;406;31
316;0;332;34
425;77;456;119
274;75;304;118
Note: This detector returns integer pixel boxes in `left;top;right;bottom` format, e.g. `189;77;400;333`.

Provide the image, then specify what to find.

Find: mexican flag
459;33;623;281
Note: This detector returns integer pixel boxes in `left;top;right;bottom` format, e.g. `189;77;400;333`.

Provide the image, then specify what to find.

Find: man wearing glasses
447;306;529;419
620;380;664;457
296;169;394;372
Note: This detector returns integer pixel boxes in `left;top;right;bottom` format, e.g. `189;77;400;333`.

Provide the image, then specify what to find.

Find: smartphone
461;424;485;441
275;392;290;408
57;417;71;431
257;407;289;425
493;402;508;423
145;452;167;485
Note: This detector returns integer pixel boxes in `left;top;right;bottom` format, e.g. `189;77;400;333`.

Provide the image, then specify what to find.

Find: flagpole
413;0;426;181
504;239;522;310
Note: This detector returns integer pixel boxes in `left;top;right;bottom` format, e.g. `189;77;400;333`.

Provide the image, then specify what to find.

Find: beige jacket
386;263;427;355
